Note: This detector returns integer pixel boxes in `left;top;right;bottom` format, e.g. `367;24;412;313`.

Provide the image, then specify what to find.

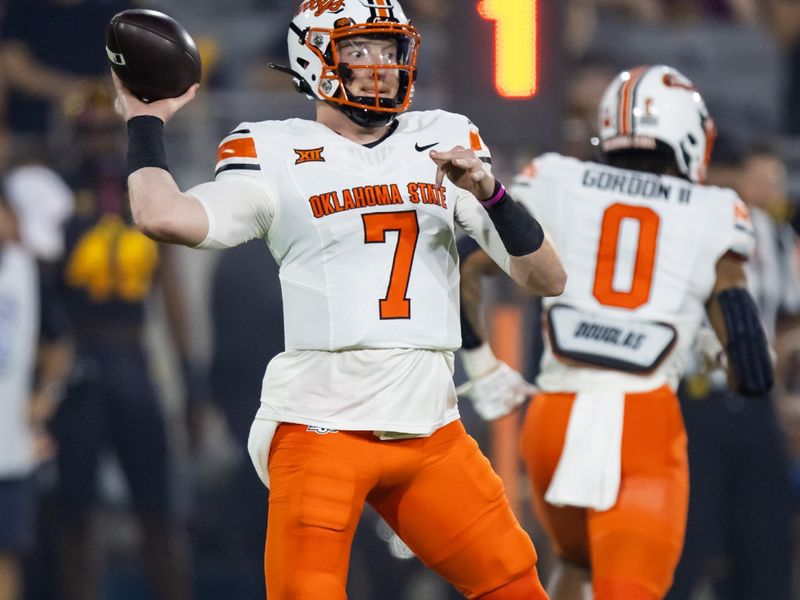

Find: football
105;9;201;103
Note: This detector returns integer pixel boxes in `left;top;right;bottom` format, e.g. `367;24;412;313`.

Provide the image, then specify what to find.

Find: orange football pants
265;420;547;599
521;386;689;600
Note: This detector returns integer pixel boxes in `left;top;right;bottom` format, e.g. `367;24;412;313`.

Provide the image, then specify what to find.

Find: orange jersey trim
469;130;482;152
217;137;257;163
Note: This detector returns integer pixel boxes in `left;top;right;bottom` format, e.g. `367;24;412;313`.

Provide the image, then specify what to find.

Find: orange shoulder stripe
469;130;482;152
217;137;257;163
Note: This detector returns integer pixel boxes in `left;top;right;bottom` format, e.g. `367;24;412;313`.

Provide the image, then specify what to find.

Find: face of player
336;35;401;99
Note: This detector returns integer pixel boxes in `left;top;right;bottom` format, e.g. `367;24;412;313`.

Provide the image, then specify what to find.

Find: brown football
105;9;201;103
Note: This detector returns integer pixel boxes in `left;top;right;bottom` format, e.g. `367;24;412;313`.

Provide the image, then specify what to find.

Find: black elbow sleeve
457;236;485;350
717;288;773;397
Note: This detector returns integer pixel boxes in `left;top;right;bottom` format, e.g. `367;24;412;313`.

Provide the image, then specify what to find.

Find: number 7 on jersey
362;211;419;320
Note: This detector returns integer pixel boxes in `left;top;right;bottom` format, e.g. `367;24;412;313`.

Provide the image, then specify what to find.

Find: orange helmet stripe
374;0;389;18
618;66;648;136
700;117;717;183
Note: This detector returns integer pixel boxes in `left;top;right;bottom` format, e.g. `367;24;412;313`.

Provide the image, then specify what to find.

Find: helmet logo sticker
640;97;658;126
298;0;346;17
662;72;695;91
602;108;612;129
294;147;326;164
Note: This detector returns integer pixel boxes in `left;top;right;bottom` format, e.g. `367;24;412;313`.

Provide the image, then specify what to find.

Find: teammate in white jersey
458;66;773;600
111;0;565;597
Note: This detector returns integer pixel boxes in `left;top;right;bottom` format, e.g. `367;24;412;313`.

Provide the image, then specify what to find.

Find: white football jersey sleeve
512;153;755;392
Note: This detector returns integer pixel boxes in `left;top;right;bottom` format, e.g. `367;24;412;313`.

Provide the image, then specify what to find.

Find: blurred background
0;0;799;599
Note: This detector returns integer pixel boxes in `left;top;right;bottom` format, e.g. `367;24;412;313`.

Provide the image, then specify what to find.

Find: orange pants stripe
266;420;547;599
520;386;689;598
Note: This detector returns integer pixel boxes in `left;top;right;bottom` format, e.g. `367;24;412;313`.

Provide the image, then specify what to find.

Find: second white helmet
597;65;716;183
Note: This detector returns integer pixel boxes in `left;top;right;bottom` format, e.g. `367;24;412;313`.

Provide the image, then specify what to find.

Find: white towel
545;391;625;511
247;418;280;488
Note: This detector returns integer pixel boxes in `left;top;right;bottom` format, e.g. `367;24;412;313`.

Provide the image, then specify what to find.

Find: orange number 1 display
477;0;538;98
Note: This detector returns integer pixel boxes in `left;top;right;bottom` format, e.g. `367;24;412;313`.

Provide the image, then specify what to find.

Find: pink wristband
479;182;506;207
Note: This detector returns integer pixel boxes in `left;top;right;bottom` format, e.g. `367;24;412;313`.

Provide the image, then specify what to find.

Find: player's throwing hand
112;71;198;123
430;146;495;200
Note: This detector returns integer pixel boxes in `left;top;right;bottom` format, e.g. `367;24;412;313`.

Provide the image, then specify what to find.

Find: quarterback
112;0;565;598
458;66;773;599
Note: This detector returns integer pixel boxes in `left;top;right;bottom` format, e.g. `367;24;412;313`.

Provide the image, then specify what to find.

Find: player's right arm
127;167;208;246
113;72;216;247
114;74;275;249
113;73;207;245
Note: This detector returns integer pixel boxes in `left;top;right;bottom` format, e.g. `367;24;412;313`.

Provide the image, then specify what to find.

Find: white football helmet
285;0;420;127
597;65;716;183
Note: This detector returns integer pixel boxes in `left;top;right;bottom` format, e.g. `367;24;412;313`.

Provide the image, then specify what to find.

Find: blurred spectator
739;145;800;332
0;134;72;600
564;0;599;61
596;0;665;23
762;0;800;135
0;0;135;137
596;0;759;23
0;199;42;600
203;240;282;595
668;142;796;600
42;86;194;600
560;55;617;161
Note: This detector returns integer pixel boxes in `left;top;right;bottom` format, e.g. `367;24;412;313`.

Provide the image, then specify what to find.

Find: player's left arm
432;146;566;296
454;234;537;420
706;253;774;397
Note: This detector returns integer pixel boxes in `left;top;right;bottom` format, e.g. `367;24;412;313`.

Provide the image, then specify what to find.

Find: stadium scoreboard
451;0;563;151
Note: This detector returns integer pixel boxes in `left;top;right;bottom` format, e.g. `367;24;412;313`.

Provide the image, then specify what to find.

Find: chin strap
338;99;397;128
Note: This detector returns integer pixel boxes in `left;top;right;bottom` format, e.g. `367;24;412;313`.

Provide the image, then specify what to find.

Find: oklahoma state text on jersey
307;181;447;218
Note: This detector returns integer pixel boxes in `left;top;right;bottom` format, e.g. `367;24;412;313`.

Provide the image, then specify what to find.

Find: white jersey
190;110;508;433
0;244;39;478
512;153;755;392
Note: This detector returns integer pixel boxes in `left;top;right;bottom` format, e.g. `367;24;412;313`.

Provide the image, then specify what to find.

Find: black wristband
127;116;168;176
481;183;545;256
